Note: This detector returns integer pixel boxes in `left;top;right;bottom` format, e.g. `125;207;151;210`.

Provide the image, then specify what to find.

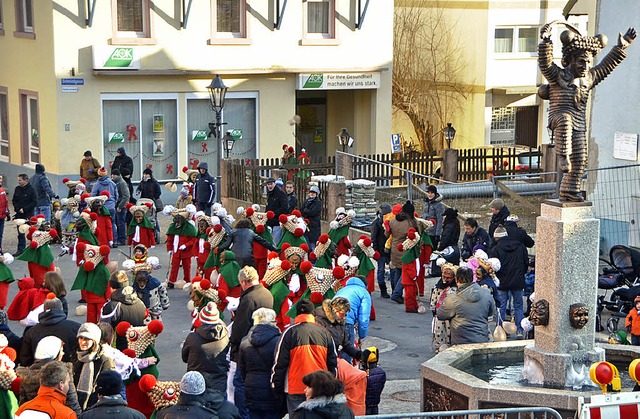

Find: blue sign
391;133;402;153
61;78;85;86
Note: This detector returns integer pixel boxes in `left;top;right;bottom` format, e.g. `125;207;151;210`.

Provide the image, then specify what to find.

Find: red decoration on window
202;142;208;153
189;158;200;170
166;164;173;174
126;124;138;141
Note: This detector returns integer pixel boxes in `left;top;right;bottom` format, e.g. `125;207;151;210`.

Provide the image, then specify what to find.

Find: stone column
325;181;346;219
440;149;458;182
523;200;603;389
336;152;353;180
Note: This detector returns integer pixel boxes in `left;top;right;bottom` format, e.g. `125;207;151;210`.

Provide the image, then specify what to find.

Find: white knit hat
35;336;64;360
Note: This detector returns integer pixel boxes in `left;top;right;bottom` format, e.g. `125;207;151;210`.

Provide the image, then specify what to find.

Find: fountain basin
421;340;640;416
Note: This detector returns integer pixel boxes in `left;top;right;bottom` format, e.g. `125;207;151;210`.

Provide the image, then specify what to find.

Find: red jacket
166;234;196;258
0;187;9;219
15;386;76;419
95;214;113;246
127;226;156;248
195;237;211;265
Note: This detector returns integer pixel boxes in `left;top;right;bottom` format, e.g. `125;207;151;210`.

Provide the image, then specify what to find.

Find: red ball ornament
292;210;301;217
246;207;255;216
408;231;416;240
309;252;317;261
49;229;58;238
123;348;136;358
144;202;153;209
319;234;329;244
126;203;134;211
279;214;289;224
281;260;292;270
90;212;98;221
333;266;345;280
373;251;380;260
397;243;404;251
139;374;158;392
268;251;279;260
294;228;304;237
79;178;87;184
217;289;228;301
213;224;223;233
310;292;324;304
99;245;111;256
100;190;110;198
81;193;90;202
256;224;265;234
2;347;17;362
76;242;87;253
266;211;275;219
147;320;164;335
200;279;211;290
300;260;313;273
29;241;38;249
300;243;309;252
363;238;372;247
281;243;291;251
116;321;132;336
94;227;101;237
83;261;95;271
62;177;70;184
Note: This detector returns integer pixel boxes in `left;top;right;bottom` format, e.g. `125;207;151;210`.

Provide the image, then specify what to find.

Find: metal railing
357;406;562;419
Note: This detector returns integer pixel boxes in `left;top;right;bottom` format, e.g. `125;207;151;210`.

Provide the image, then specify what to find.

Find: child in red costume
328;207;356;258
126;202;156;248
194;212;213;278
165;207;197;289
70;243;112;323
85;194;114;248
399;228;421;313
15;215;57;288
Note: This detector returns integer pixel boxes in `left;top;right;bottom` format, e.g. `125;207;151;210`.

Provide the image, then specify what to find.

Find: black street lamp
223;131;236;158
337;128;354;153
206;75;228;201
444;123;456;149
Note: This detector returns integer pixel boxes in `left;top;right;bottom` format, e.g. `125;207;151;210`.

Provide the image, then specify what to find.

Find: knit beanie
34;336;63;360
198;302;220;324
97;167;108;177
494;225;508;239
297;299;314;315
401;200;415;216
180;371;206;395
77;322;102;343
490;198;505;210
143;168;153;175
96;370;122;396
35;164;45;173
427;185;437;194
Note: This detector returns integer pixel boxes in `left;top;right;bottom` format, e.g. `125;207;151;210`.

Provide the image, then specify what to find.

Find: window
304;0;334;39
0;87;9;159
111;0;153;43
19;90;39;164
494;26;537;54
210;0;247;43
14;0;34;38
0;0;5;35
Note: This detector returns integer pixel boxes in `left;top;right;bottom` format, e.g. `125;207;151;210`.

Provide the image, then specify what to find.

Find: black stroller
596;245;640;333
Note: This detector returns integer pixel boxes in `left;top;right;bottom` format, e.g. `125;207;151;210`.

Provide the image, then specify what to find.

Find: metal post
335;149;339;181
491;175;498;199
216;111;222;203
406;171;413;202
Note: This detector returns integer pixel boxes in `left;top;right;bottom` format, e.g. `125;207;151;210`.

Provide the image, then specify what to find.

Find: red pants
169;254;192;283
85;291;107;323
365;271;376;320
256;257;267;280
403;282;418;312
0;282;9;309
29;262;55;288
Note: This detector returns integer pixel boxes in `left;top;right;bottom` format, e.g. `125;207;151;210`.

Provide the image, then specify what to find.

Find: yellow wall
0;1;59;170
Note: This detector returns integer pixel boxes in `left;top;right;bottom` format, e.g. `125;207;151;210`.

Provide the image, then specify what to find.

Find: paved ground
2;217;442;414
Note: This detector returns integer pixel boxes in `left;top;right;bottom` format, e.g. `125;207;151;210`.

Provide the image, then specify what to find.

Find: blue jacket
91;176;118;210
335;277;372;338
31;171;57;207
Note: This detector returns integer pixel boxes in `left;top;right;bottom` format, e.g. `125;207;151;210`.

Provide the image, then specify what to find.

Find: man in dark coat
182;302;230;393
371;203;391;298
31;164;58;222
237;308;283;419
489;225;529;338
488;198;510;247
314;297;362;361
156;371;240;419
111;170;131;246
230;266;274;418
504;214;535;249
300;185;323;250
460;217;490;261
100;271;147;350
12;173;37;255
111;147;134;182
265;177;288;244
20;297;81;366
285;180;298;213
78;370;144;418
194;162;216;215
218;219;277;269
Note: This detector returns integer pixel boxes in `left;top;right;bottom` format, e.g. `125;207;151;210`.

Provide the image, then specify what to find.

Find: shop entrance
296;91;327;159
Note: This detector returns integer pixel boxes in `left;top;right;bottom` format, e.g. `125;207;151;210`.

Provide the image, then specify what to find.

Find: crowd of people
0;150;537;417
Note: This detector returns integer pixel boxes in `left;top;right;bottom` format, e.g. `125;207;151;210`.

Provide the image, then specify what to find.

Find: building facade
1;0;393;181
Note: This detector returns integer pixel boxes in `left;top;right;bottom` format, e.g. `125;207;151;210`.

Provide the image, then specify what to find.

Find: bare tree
393;0;471;153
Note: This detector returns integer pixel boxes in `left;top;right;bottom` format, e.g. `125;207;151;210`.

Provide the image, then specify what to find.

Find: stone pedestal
440;149;459;182
523;200;603;388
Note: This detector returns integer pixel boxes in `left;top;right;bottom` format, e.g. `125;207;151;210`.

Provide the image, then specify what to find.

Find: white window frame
210;0;249;44
19;90;39;165
14;0;34;37
494;26;538;56
100;93;179;181
111;0;154;44
303;0;336;41
0;87;9;161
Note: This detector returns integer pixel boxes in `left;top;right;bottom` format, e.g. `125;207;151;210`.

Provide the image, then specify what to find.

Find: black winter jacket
489;237;529;290
488;206;510;247
195;168;216;205
504;221;535;248
182;322;230;393
111;154;134;180
237;323;282;411
156;390;241;419
292;394;355;419
370;205;391;252
20;309;81;366
101;288;147;350
438;220;460;251
219;228;277;268
12;183;37;220
79;395;145;418
461;227;490;260
137;178;162;200
266;187;288;227
300;196;322;245
314;304;361;360
230;284;274;361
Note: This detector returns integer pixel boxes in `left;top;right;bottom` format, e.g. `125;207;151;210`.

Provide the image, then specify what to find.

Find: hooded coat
194;162;216;205
293;394;355;419
31;165;57;207
422;193;445;236
91;177;118;211
182;322;230;393
229;283;274;362
20;309;81;366
334;278;372;339
300;194;323;245
218;227;277;269
100;287;147;350
370;204;391;252
436;282;496;345
488;206;510;247
489;237;529;290
266;186;288;227
111;147;134;180
237;323;282;411
314;301;362;361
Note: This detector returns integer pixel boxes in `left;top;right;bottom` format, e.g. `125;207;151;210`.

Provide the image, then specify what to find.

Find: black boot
379;283;390;299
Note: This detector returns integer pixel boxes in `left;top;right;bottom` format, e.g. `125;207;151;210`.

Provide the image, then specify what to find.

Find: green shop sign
192;130;208;141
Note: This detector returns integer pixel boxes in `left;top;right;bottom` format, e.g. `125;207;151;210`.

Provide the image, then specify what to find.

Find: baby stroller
596;245;640;333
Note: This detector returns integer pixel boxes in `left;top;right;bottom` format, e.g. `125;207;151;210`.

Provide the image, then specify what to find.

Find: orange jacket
15;386;76;418
337;358;367;416
626;309;640;335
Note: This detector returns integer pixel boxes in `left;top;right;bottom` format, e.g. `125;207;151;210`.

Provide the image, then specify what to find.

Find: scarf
127;216;154;235
77;346;99;410
166;221;197;237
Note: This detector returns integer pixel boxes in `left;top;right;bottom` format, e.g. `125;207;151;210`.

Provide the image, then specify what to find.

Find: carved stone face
173;215;185;229
529;299;550;327
570;51;593;78
570;303;589;329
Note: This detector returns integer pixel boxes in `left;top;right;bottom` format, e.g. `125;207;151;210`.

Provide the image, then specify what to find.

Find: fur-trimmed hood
296;393;348;411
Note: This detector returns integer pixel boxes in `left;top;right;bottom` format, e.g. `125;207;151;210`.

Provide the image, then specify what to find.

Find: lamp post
444;122;456;149
337;128;354;153
206;74;228;202
223;131;236;158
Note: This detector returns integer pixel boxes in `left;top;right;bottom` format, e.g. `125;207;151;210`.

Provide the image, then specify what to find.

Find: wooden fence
457;146;542;181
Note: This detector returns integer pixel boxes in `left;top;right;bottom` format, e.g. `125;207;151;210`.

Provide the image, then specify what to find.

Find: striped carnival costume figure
16;215;58;288
71;243;112;323
126;202;156;248
261;251;293;331
328;207;356;257
85;194;114;248
163;205;197;289
203;221;228;283
238;204;275;280
194;212;213;277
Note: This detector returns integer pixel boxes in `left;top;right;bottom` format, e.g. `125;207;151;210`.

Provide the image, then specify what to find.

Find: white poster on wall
613;132;639;161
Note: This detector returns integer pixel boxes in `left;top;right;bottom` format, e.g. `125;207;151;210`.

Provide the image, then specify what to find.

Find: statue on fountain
538;22;636;202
